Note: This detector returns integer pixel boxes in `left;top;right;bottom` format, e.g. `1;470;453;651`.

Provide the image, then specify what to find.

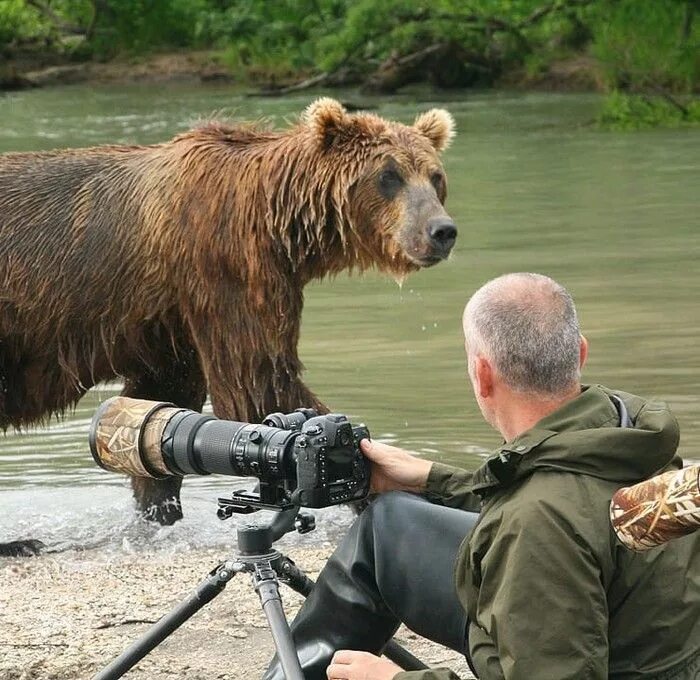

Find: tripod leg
93;564;235;680
255;564;304;680
277;555;314;597
383;640;429;670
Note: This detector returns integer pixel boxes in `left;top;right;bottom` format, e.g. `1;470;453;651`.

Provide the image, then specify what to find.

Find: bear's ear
303;97;350;148
413;109;456;153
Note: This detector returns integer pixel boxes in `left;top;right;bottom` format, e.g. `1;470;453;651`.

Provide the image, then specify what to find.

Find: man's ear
413;109;456;152
579;335;589;370
303;97;350;148
475;355;494;399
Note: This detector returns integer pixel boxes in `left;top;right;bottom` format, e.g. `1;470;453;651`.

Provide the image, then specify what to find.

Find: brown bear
0;98;457;554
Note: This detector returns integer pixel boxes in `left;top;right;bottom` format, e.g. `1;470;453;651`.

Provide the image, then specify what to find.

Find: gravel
1;548;473;679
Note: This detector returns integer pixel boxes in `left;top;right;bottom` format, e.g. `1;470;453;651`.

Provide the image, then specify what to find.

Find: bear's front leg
120;345;207;525
130;476;184;526
205;353;328;423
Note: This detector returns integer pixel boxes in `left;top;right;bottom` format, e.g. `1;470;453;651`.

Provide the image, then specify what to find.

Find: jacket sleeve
424;462;482;512
469;494;609;679
394;669;462;680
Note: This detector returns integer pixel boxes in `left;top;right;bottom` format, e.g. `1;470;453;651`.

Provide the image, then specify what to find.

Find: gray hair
463;273;582;396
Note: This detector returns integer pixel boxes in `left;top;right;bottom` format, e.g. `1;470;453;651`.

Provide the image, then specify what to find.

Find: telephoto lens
89;396;298;481
89;396;371;509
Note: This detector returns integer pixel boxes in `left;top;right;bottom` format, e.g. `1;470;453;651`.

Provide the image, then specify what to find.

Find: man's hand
327;650;402;680
360;439;432;495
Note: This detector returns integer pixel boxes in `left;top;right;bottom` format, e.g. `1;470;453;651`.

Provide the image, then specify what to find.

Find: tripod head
217;491;316;555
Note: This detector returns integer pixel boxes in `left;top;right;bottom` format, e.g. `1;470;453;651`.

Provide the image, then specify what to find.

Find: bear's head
302;98;457;275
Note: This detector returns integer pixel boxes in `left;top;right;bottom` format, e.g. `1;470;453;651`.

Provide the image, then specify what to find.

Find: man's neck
495;384;582;442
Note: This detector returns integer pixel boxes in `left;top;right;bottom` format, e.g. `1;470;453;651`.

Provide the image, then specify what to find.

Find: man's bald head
463;273;582;397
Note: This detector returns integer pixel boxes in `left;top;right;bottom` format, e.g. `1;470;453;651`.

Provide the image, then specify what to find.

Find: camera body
290;414;370;508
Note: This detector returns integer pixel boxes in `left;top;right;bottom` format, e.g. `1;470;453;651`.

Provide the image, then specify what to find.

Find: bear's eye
430;172;444;191
378;168;404;199
430;172;446;201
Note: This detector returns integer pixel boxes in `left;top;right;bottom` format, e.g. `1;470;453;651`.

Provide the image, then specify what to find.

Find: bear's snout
427;217;457;257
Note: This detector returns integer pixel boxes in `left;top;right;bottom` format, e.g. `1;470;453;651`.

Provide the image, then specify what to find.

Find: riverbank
1;547;474;679
1;45;607;94
0;51;235;90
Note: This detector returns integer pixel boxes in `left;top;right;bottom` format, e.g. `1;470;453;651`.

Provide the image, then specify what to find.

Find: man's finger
326;662;351;679
360;439;395;460
359;438;376;456
332;649;372;664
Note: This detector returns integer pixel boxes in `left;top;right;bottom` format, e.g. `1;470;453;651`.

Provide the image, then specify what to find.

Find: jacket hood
471;384;681;496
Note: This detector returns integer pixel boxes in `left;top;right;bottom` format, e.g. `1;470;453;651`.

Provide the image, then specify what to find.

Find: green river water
0;84;698;550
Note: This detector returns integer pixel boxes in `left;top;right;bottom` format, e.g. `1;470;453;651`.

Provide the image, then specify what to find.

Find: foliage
86;0;211;56
598;90;700;130
0;0;48;46
206;1;345;80
1;0;698;128
588;0;700;92
315;0;563;75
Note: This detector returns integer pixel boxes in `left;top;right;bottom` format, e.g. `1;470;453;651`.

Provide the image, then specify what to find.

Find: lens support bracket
217;488;296;516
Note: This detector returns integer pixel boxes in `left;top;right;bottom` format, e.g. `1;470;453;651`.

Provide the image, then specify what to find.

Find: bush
0;0;49;48
598;90;700;130
88;0;209;56
589;0;699;93
202;1;344;80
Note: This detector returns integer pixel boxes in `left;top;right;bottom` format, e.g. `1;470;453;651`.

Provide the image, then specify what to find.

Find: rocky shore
0;51;234;91
1;547;473;679
0;46;602;95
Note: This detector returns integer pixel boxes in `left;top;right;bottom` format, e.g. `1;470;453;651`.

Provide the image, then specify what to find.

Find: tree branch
0;642;69;648
26;0;85;36
255;72;330;96
517;0;596;29
95;618;158;629
651;86;690;117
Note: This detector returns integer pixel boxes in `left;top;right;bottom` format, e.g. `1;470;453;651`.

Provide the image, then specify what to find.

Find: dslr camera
89;397;371;510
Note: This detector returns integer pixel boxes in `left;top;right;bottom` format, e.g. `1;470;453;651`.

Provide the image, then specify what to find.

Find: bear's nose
427;218;457;253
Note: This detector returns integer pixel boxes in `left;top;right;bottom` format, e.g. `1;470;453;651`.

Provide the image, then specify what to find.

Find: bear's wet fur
0;98;456;537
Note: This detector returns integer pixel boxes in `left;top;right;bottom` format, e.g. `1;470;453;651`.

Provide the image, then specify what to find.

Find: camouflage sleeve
611;464;700;550
424;462;482;512
394;668;463;680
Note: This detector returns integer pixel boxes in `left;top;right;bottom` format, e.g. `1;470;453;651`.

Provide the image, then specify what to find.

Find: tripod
93;499;427;679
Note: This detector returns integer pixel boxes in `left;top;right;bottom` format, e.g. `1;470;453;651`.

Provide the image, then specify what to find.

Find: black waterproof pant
264;491;479;679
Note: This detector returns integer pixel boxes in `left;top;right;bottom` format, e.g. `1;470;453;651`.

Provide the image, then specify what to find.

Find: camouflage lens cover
89;396;180;478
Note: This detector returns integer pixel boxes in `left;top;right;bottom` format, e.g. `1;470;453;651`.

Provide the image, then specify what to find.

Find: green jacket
396;385;700;680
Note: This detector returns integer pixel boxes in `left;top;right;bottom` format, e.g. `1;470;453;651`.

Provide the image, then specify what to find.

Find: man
265;272;700;680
